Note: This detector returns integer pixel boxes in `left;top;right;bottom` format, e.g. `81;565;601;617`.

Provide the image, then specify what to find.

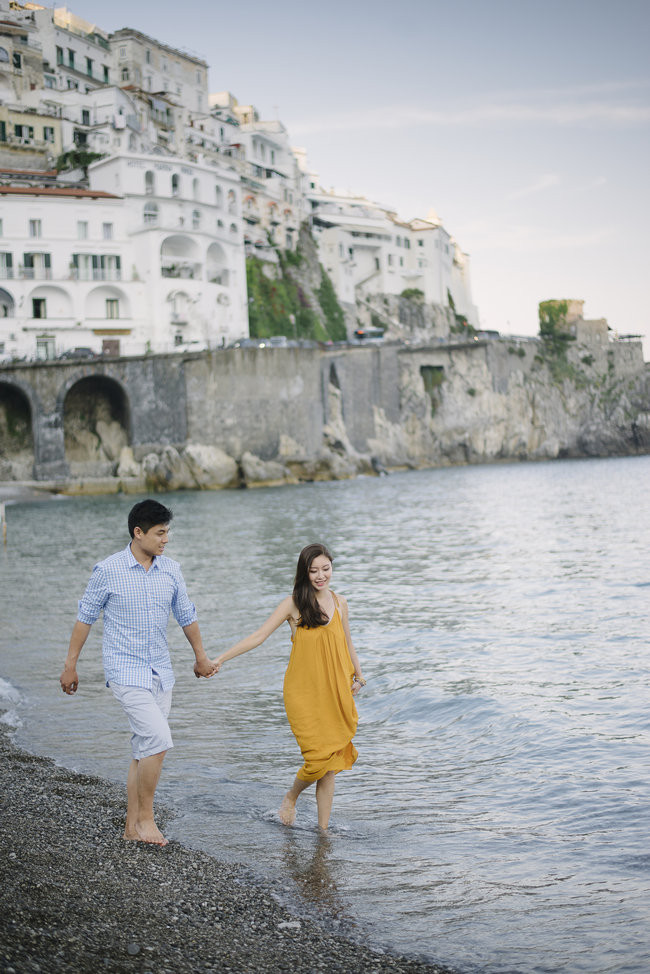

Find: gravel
0;721;456;974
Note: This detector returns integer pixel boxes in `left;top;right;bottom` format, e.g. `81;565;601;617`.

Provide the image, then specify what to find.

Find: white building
0;152;247;360
307;189;479;326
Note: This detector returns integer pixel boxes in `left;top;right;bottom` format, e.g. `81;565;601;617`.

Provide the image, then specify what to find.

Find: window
171;174;180;197
0;121;6;142
36;336;55;360
103;66;109;83
15;124;34;142
196;69;201;84
68;49;75;69
121;68;129;82
145;170;155;195
29;220;41;238
145;49;151;64
45;76;56;89
143;201;158;225
119;46;127;59
56;46;63;66
227;189;236;214
81;109;90;126
86;57;93;77
192;177;199;201
0;252;13;278
192;210;200;229
215;185;223;208
13;52;22;70
0;218;3;236
102;223;113;240
32;298;46;319
418;239;424;247
43;126;55;142
77;221;88;240
106;298;119;319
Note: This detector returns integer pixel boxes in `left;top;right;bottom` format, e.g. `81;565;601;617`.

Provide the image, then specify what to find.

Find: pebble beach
0;720;453;974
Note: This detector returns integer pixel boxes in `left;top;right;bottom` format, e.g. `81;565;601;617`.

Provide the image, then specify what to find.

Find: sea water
1;456;649;974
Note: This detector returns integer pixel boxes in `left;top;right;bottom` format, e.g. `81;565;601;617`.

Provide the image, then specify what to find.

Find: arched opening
206;242;229;285
0;288;15;318
160;234;201;279
0;382;33;480
63;375;130;476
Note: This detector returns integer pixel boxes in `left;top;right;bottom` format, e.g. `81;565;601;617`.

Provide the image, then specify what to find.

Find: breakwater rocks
1;336;649;493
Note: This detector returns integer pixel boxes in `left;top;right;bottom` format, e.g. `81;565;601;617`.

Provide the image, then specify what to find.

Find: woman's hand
194;658;221;678
351;675;366;695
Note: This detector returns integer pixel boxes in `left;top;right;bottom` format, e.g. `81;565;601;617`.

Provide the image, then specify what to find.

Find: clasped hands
193;657;222;679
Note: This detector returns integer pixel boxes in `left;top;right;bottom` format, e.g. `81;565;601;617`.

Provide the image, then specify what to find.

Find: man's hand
193;657;220;679
60;666;79;694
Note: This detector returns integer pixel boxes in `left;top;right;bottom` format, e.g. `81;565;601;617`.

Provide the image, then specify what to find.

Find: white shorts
109;674;173;760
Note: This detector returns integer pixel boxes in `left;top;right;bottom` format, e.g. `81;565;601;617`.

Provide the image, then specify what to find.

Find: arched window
192;210;201;230
215;185;223;208
145;170;155;195
144;201;159;225
171;173;180;197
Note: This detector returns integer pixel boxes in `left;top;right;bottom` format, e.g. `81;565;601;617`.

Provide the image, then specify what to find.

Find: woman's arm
213;596;297;670
338;594;365;692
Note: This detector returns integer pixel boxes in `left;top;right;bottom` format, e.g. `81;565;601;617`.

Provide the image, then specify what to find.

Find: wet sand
0;721;455;974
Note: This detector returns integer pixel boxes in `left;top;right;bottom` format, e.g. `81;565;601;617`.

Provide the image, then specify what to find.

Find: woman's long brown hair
293;543;334;628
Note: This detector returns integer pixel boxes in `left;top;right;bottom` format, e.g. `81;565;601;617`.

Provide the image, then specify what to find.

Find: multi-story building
307;189;478;326
0;151;246;360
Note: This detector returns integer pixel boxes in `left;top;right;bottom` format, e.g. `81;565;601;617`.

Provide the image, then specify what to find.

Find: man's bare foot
278;794;297;826
134;821;168;846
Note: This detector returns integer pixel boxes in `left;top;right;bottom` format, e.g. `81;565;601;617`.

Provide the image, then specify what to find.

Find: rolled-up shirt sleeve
78;564;109;624
171;567;198;628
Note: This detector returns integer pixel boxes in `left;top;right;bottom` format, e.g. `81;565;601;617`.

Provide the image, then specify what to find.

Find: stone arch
84;285;131;320
0;379;35;480
28;284;73;319
62;373;131;477
0;287;15;318
206;242;229;286
161;234;202;279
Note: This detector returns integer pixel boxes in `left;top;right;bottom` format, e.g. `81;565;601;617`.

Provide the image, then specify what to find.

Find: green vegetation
246;250;346;343
55;149;104;176
420;365;445;415
400;288;425;301
538;300;579;383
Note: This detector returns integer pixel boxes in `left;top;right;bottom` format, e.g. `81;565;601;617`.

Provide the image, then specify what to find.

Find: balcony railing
70;268;122;281
18;266;53;280
0;268;14;280
161;262;202;279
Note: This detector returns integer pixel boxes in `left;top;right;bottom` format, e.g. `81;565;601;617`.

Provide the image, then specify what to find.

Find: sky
65;0;649;355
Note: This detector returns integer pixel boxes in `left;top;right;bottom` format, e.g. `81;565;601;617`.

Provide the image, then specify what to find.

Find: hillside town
0;1;478;360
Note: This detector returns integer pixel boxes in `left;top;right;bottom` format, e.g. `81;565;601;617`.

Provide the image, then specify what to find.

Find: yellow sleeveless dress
283;597;359;783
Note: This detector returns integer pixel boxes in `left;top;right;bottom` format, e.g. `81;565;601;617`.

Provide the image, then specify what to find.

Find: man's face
134;523;169;558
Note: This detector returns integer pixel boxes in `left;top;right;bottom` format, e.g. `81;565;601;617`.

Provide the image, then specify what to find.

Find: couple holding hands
60;500;365;845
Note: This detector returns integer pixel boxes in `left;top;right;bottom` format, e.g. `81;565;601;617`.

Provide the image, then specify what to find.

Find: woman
211;543;365;830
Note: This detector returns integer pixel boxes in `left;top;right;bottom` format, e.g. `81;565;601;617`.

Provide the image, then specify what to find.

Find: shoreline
0;719;454;974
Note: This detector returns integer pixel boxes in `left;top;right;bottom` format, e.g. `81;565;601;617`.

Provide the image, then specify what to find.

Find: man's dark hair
128;499;173;538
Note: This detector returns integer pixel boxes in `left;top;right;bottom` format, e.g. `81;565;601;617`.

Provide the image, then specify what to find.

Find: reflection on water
1;456;650;974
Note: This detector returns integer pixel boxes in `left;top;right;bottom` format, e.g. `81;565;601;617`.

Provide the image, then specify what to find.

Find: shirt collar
125;541;160;571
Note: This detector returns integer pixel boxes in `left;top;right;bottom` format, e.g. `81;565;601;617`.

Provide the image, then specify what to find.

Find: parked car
58;347;97;360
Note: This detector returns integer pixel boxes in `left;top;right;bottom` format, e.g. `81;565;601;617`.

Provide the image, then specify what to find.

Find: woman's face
308;554;332;592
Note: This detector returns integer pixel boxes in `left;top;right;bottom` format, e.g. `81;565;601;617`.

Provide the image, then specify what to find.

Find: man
60;499;216;846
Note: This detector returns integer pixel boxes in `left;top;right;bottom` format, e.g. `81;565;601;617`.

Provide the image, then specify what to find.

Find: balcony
19;266;53;280
0;267;14;280
70;268;122;282
161;262;201;280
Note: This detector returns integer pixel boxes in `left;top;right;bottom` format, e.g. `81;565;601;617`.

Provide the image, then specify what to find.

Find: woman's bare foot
278;793;297;826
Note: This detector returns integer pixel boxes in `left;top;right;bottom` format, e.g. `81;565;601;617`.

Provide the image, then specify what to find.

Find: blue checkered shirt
77;543;198;691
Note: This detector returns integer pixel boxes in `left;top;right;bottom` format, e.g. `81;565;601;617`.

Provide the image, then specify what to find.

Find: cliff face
362;338;650;471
